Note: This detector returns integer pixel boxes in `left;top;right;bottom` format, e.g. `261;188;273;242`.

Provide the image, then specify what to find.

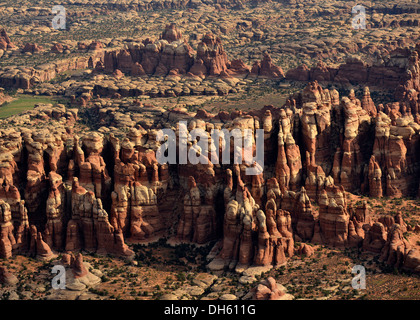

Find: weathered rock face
60;252;101;290
363;222;387;253
208;173;296;272
298;81;336;176
44;172;66;250
276;109;302;191
0;77;419;276
0;28;15;50
160;23;183;43
285;64;310;81
250;277;292;300
368;111;418;197
195;33;229;76
108;132;168;243
0;266;18;286
72;132;112;199
104;39;195;77
295;242;315;257
250;53;285;79
318;188;350;247
0;24;288;90
294;187;317;242
395;48;420;102
361;217;419;274
403;249;420;274
0;200;15;259
51;43;67;54
286;51;410;91
0;88;10;105
29;225;56;260
177;176;217;244
227;59;251;77
22;43;44;54
65;177;134;258
100;28;283;81
0;51;104;89
361;87;378;117
331;95;371;191
310;61;332;82
368;155;383;197
380;224;410;268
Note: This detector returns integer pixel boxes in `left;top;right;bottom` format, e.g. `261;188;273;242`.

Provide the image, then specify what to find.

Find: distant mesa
101;25;284;80
0;24;285;91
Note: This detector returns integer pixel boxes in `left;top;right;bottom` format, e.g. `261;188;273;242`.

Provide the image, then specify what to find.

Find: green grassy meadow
0;95;55;118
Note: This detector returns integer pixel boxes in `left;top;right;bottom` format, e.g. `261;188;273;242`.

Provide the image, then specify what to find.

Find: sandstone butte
0;27;419;277
0;25;284;90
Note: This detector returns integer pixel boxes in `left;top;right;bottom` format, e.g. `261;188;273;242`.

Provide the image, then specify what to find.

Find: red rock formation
66;177;134;258
403;249;420;274
285;64;310;81
14;200;30;253
73;133;112;199
62;252;89;278
310;61;332;82
295;243;315;257
363;222;387;253
380;224;410;268
294;187;317;241
209;170;296;271
127;181;157;242
51;43;64;54
250;52;285;79
44;172;65;250
361;87;377;117
22;43;44;54
227;59;251;77
131;62;146;76
0;200;15;259
29;225;56;260
285;45;418;92
276;109;302;191
318;188;350;247
109;135;166;242
251;277;287;300
0;88;10;105
331;95;371;192
299;81;337;176
94;27;291;81
88;41;103;51
0;76;419;279
0;266;18;285
395;49;420;103
0;28;15;50
194;34;229;76
160;23;183;43
369;112;414;197
368;155;383;197
177;176;217;244
335;57;368;84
